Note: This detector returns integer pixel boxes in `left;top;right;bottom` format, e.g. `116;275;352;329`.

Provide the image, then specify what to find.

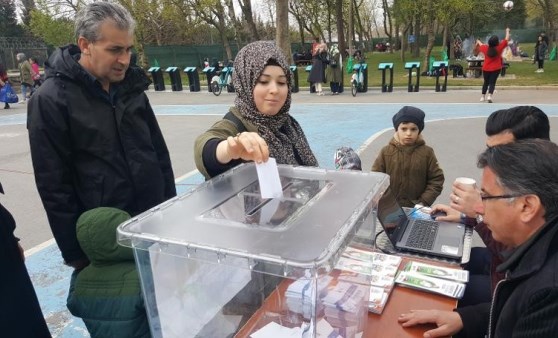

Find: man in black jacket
27;2;176;270
398;139;558;338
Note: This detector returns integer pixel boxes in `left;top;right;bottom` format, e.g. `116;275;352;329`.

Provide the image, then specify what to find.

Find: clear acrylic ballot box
117;163;389;337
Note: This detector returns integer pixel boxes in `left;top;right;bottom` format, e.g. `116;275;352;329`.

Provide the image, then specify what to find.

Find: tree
335;0;346;58
276;0;292;64
238;0;260;41
0;0;24;37
20;0;36;26
28;9;74;47
527;0;557;43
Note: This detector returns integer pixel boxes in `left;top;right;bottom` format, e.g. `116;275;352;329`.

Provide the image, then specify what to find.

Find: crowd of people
1;2;558;338
0;54;43;108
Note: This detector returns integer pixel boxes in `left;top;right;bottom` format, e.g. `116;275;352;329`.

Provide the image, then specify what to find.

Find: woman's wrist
216;140;232;164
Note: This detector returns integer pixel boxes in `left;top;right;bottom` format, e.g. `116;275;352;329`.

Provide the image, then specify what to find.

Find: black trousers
482;70;500;95
538;58;545;69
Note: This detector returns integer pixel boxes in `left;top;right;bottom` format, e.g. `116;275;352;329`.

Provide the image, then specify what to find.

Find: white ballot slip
256;157;283;199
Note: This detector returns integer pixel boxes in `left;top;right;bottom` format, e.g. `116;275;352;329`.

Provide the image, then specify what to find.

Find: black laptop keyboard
405;220;439;250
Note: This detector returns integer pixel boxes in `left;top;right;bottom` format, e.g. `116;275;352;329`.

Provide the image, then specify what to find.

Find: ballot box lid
118;163;388;277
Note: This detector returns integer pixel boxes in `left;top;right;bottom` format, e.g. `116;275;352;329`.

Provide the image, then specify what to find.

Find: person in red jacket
476;28;510;103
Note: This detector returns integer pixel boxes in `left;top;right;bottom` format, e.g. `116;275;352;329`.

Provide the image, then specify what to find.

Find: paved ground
1;86;557;336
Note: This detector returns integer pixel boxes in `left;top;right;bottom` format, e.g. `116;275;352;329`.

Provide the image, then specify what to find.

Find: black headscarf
232;41;318;167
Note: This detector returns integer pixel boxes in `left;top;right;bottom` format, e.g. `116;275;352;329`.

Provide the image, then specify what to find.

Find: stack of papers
336;247;402;314
322;282;368;332
285;275;332;319
395;261;468;298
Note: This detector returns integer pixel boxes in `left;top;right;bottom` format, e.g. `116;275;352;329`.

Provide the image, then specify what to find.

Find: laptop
377;187;466;260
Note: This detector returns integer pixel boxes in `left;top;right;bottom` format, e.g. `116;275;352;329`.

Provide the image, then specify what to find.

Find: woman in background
475;28;510;103
534;35;548;73
308;38;328;95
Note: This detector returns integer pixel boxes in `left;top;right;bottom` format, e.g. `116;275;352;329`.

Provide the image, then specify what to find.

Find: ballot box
118;163;389;337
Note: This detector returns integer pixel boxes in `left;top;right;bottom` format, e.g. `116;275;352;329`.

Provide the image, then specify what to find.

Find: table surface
236;257;457;338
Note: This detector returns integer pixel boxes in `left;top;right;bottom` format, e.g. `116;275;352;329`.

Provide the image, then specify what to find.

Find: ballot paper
249;321;303;338
256;157;283;199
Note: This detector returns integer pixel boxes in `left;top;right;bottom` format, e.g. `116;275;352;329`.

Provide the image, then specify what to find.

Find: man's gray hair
478;139;558;221
16;53;26;61
75;2;136;42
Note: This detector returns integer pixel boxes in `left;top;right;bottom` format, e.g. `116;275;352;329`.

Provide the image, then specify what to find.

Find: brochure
395;271;466;299
403;261;469;283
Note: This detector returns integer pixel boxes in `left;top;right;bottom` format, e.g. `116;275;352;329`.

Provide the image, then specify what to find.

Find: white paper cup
455;177;476;187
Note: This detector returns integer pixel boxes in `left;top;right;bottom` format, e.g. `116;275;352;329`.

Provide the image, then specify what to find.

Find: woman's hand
217;132;270;164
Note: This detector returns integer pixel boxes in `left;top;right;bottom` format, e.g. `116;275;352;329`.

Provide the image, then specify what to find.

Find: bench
294;59;312;66
466;63;510;78
465;66;482;78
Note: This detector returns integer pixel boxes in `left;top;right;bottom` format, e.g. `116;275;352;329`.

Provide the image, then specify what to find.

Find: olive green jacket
19;60;33;85
194;108;258;179
372;135;444;207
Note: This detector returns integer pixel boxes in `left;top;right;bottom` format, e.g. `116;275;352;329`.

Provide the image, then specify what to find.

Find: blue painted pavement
7;102;558;336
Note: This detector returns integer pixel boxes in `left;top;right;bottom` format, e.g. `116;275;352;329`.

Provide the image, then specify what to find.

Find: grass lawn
156;45;557;90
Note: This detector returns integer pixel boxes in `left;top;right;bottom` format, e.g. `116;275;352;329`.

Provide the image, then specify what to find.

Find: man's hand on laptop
450;181;481;218
430;204;460;222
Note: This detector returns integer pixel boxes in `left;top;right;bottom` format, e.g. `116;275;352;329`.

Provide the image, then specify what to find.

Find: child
29;57;42;89
66;207;151;338
371;106;444;208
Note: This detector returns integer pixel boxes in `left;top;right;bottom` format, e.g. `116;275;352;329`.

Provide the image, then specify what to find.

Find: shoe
19;100;26;104
539;69;544;73
487;94;493;103
480;95;485;102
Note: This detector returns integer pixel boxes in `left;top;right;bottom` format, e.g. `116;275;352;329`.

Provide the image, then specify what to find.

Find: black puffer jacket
456;216;558;338
27;45;176;264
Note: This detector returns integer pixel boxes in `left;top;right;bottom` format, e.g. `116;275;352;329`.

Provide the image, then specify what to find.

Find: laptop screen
377;187;409;244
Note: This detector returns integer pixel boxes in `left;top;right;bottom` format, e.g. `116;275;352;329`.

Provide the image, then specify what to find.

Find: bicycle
210;63;234;96
351;61;366;97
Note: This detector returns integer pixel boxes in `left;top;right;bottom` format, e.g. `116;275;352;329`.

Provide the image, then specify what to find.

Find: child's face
396;122;420;145
253;65;288;116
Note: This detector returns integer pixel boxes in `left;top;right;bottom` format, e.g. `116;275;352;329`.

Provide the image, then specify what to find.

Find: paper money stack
322;281;368;333
335;247;402;314
285;275;332;319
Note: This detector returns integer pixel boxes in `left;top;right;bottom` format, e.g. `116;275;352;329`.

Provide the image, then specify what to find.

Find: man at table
398;139;558;338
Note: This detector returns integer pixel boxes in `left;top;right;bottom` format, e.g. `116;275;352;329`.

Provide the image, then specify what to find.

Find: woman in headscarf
325;44;343;95
194;41;318;180
475;28;510;103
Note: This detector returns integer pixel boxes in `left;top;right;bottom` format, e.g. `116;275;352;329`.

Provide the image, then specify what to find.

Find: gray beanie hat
392;106;425;133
